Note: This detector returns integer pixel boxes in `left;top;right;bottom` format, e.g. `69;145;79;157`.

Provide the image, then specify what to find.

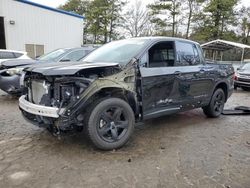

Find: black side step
234;106;250;112
222;109;250;115
223;106;250;115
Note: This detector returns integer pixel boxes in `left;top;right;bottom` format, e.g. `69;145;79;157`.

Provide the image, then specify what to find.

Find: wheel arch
88;87;138;113
214;81;229;102
69;86;139;119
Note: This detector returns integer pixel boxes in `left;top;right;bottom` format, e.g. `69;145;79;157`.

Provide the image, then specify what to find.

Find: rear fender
211;80;231;102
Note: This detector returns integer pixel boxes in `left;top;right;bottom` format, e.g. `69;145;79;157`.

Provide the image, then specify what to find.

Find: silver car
0;47;96;95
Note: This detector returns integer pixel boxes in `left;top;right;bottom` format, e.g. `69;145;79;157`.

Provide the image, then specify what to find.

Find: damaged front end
20;72;95;130
19;64;139;134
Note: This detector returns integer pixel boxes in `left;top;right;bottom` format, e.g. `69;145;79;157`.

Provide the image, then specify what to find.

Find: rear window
13;52;23;58
61;49;87;61
38;49;69;61
175;41;201;66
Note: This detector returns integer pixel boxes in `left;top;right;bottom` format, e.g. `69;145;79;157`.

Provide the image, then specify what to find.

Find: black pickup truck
19;37;234;150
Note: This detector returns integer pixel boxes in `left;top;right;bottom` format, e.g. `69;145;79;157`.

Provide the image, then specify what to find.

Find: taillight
234;72;238;80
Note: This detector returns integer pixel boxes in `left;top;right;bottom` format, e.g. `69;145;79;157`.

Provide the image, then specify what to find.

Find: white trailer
0;0;84;58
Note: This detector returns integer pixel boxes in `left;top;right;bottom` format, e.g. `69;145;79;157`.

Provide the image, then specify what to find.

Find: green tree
148;0;182;37
191;0;238;42
58;0;89;15
86;0;124;43
184;0;205;39
207;0;238;39
59;0;124;44
85;0;125;43
238;6;250;44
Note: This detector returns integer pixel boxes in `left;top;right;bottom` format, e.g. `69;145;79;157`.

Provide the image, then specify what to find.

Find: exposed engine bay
24;66;121;108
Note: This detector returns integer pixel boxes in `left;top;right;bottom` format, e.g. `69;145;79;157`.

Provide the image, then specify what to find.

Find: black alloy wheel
203;88;225;118
213;91;225;113
85;98;135;150
97;106;129;142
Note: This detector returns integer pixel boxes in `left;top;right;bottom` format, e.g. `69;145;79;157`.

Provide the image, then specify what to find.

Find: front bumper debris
19;95;64;118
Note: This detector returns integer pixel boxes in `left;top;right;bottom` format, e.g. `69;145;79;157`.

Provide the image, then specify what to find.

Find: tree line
59;0;250;44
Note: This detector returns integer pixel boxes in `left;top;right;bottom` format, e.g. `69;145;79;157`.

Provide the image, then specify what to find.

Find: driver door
139;41;181;119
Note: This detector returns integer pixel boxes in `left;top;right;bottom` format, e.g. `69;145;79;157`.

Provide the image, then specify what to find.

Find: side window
193;45;201;64
196;45;205;63
175;41;200;66
61;50;86;61
0;52;16;59
147;42;175;67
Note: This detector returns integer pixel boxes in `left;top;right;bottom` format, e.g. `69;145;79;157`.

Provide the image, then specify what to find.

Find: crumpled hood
1;59;41;68
26;61;120;76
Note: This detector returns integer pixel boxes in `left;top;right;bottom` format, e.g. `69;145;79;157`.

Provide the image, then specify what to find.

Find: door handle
194;69;205;77
174;71;181;75
200;69;205;73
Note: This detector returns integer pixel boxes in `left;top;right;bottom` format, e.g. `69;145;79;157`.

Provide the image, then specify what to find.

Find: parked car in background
0;47;96;95
234;63;250;91
19;37;234;150
0;49;30;64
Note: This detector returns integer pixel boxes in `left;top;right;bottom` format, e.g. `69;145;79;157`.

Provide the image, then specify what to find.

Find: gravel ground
0;90;249;188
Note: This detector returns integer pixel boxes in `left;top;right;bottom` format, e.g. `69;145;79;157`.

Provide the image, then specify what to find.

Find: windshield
38;49;69;61
83;38;150;65
242;63;250;70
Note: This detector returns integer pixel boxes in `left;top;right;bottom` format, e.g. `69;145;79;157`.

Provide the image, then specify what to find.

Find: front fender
63;66;137;117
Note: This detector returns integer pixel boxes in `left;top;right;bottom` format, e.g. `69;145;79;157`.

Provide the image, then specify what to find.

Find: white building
0;0;84;58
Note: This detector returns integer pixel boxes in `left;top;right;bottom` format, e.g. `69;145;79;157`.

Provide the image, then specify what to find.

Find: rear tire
203;88;225;118
84;97;135;150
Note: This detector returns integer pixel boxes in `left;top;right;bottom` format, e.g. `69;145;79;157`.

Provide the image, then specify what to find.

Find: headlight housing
19;71;26;87
6;67;24;75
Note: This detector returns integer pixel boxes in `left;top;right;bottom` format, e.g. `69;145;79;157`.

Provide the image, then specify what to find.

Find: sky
29;0;249;8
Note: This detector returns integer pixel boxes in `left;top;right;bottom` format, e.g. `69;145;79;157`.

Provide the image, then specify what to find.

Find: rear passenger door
173;41;214;108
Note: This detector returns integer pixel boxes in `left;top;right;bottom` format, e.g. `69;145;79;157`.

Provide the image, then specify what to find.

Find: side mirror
60;59;71;62
140;62;148;67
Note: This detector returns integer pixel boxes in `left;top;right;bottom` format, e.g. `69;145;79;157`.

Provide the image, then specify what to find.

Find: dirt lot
0;90;249;188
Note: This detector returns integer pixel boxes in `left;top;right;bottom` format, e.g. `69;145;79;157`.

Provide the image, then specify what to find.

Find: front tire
203;88;225;118
84;98;135;150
